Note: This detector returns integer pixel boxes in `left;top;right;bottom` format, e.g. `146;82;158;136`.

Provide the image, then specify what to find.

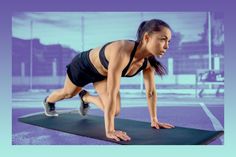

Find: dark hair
136;19;171;76
148;56;167;76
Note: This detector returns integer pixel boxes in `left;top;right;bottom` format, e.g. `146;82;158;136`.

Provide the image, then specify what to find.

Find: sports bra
99;41;148;77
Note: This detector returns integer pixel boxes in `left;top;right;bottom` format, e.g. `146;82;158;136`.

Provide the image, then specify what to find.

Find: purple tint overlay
0;0;233;153
0;8;12;145
12;38;76;76
13;106;223;145
207;105;224;126
2;0;225;11
12;12;224;93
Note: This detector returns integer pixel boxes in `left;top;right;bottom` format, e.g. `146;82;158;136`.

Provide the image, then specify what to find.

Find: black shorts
66;50;106;87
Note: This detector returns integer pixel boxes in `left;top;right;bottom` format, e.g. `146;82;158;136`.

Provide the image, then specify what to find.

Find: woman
43;19;174;142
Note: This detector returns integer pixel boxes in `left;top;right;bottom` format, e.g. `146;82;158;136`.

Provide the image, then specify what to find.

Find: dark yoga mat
18;112;223;145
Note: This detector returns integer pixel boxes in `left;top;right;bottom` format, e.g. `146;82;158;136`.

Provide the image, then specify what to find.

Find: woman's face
144;27;172;58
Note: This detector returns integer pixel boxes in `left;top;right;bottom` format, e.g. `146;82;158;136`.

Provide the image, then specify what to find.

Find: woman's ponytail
148;56;166;76
136;21;147;42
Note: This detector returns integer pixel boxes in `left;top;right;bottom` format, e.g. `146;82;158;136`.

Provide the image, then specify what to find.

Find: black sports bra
99;41;147;77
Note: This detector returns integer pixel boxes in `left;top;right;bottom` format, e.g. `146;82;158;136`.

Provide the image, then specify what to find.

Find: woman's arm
105;55;122;135
104;44;131;141
143;67;174;129
143;67;158;123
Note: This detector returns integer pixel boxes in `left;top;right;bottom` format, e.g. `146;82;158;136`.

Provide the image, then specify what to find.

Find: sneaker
78;90;90;116
43;96;59;117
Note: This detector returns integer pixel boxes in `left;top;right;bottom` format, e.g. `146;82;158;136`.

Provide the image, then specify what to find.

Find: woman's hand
106;130;131;141
151;120;175;129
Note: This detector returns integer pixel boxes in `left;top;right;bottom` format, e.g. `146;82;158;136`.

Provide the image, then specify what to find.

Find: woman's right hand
106;130;131;141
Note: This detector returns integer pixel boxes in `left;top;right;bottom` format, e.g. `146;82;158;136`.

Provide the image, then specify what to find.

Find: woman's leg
83;79;121;116
43;74;83;116
83;93;105;111
46;74;82;103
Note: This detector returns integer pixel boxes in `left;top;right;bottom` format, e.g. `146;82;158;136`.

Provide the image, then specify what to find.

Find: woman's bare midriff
89;47;108;76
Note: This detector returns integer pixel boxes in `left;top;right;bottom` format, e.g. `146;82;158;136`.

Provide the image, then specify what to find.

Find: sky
12;12;207;51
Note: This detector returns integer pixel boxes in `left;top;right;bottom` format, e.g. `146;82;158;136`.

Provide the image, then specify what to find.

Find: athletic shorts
66;50;106;87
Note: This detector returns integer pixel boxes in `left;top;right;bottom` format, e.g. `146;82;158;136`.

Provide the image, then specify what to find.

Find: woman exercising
43;19;174;142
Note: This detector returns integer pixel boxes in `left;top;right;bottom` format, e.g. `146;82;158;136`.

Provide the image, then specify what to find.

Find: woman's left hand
151;120;175;129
